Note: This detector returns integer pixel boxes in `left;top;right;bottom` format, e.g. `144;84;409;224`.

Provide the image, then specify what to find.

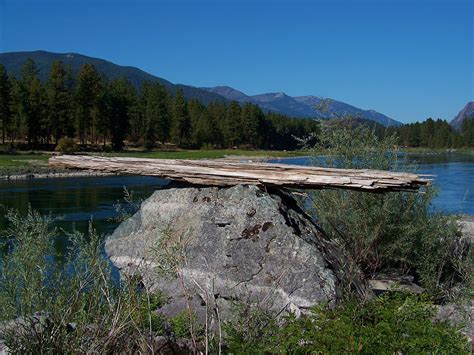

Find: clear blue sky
1;0;472;123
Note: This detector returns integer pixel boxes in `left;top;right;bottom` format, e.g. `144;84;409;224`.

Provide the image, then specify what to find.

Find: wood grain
49;155;431;192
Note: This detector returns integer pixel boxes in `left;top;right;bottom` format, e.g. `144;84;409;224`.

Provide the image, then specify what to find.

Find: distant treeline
0;59;319;151
387;118;474;148
1;59;473;152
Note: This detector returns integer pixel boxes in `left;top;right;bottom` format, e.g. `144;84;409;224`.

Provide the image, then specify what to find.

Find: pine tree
222;101;242;147
20;59;46;147
189;99;216;148
76;64;102;145
7;77;24;145
47;61;72;144
241;103;263;147
171;89;190;147
106;79;135;151
139;82;171;149
0;65;11;144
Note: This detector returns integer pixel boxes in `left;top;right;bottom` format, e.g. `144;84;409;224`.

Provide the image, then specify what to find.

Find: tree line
0;59;320;151
387;118;474;148
1;59;472;152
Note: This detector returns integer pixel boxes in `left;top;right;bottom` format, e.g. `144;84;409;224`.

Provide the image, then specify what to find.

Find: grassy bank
104;149;307;160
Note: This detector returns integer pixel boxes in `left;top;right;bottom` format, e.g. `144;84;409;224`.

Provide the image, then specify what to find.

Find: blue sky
1;0;472;123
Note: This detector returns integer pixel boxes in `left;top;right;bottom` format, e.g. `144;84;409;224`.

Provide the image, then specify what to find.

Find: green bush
224;293;470;354
55;137;79;153
304;122;472;301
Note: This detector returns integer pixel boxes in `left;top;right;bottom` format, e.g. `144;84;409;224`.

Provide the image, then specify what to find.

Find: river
0;153;472;246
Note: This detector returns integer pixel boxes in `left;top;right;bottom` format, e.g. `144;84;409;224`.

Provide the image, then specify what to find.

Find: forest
0;59;473;152
0;59;319;152
388;118;474;148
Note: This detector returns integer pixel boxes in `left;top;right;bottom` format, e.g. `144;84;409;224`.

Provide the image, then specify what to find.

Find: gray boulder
106;185;363;324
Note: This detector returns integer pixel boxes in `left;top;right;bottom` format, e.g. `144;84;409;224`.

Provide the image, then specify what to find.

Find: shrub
55;137;79;153
304;122;472;301
0;208;164;353
224;293;470;354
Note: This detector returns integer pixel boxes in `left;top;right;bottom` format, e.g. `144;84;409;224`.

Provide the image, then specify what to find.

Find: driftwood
49;155;431;192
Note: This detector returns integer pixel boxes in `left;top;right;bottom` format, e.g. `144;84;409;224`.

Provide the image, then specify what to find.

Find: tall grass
0;208;164;353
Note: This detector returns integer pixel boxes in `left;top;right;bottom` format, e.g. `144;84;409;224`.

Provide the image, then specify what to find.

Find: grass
105;149;307;160
0;154;49;167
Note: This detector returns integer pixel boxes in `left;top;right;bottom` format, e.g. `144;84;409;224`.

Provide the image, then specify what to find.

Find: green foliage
0;203;469;353
47;61;74;144
75;63;102;145
0;208;165;352
169;309;203;339
222;299;278;353
0;64;11;145
224;293;470;354
1;58;321;151
137;81;171;149
55;137;79;153
392;117;470;148
306;124;471;301
170;89;191;147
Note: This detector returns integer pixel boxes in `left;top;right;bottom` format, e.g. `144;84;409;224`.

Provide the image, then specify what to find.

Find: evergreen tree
76;64;102;145
20;59;46;147
241;103;263;147
222;101;242;147
106;79;135;151
7;77;24;145
171;89;190;147
0;65;11;144
140;82;171;149
461;118;474;146
207;101;225;147
189;99;216;148
47;61;73;144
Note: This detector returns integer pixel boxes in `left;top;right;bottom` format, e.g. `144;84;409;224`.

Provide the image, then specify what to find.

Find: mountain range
0;50;402;126
202;86;401;127
450;102;474;129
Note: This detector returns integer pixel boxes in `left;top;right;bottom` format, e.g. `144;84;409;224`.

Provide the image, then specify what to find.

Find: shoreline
0;170;116;180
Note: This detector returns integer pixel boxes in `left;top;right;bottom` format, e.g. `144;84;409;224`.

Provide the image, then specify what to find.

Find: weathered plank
49;155;431;192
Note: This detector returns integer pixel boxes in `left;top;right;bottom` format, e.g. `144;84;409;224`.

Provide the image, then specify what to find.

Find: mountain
202;87;402;127
0;50;401;126
450;102;474;129
0;50;227;104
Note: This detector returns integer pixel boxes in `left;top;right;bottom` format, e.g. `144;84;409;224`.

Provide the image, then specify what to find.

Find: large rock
105;185;360;323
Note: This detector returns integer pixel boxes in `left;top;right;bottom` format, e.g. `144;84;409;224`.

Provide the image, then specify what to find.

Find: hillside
450;102;474;129
0;50;401;126
0;50;227;104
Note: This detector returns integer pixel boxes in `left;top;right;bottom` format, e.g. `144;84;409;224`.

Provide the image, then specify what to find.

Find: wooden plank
48;155;431;192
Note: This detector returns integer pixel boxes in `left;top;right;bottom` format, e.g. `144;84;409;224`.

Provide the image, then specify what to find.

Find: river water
0;153;472;245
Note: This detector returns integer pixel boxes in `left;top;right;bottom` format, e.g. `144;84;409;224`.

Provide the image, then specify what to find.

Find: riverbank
400;147;474;155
